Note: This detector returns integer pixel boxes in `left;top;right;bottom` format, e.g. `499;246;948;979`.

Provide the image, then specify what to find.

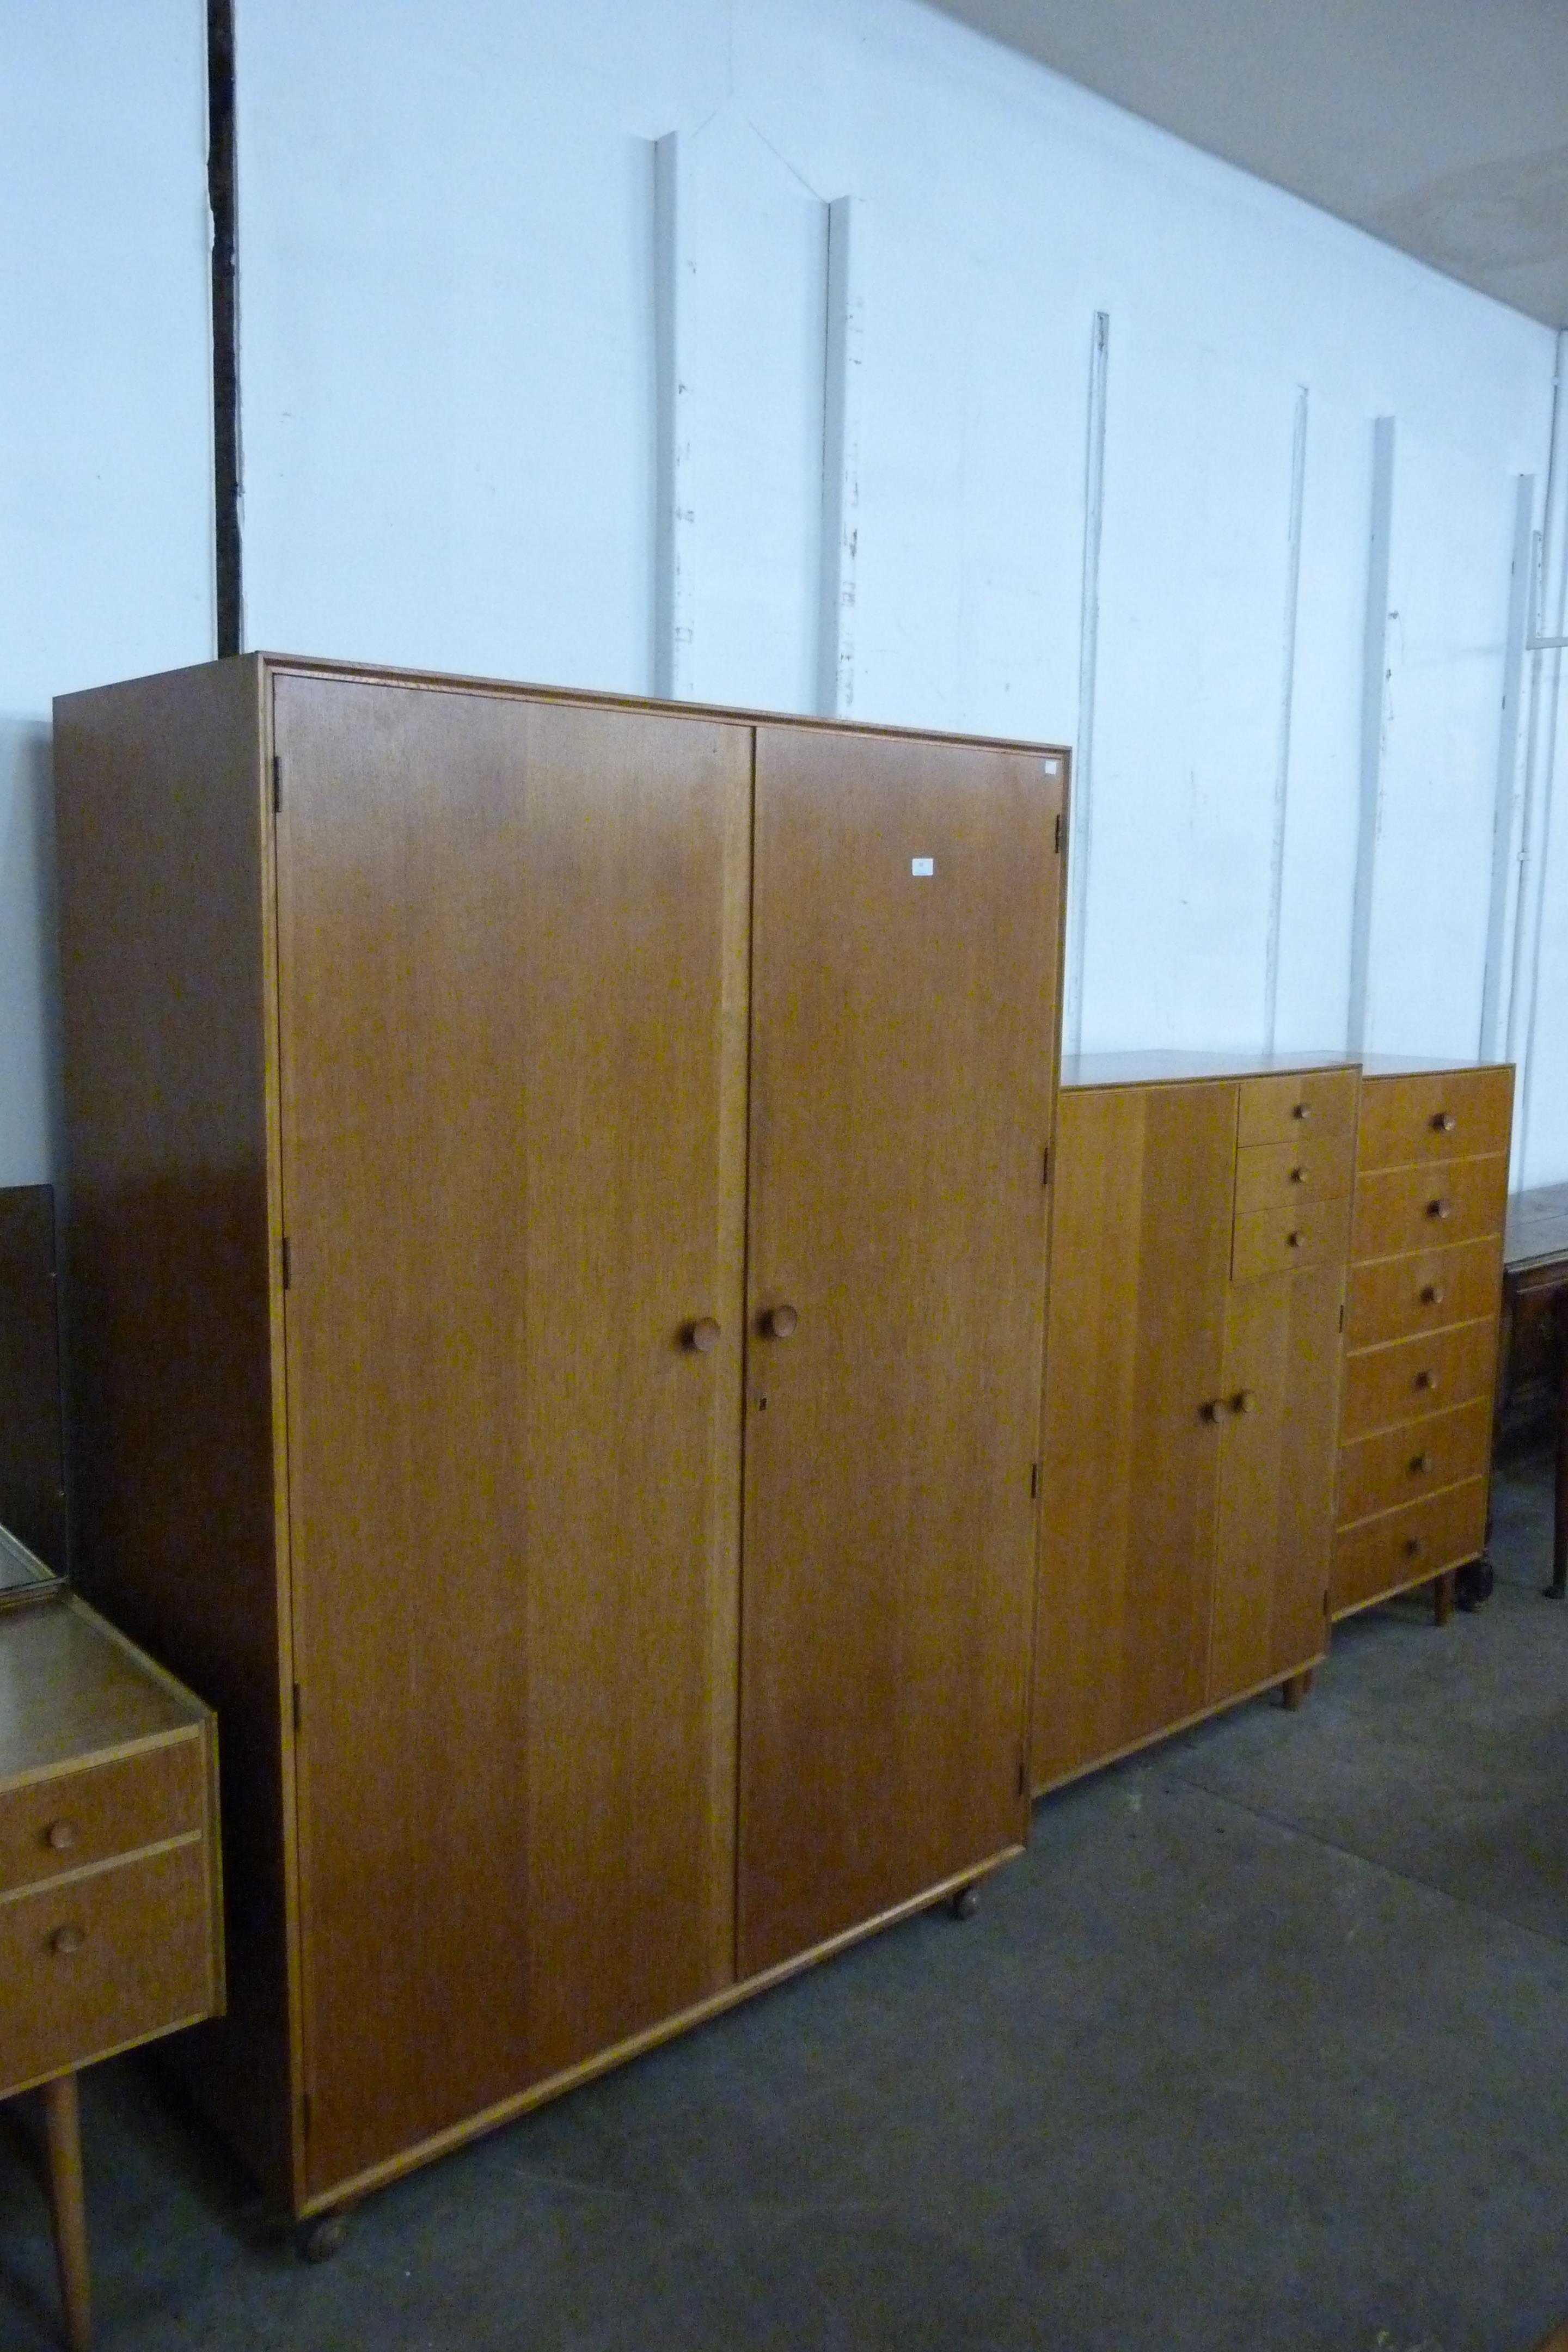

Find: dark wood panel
51;658;295;2197
739;727;1062;1974
273;678;751;2194
1032;1083;1235;1790
0;1186;66;1570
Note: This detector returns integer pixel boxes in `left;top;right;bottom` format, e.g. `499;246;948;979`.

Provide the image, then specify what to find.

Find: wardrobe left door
272;676;752;2200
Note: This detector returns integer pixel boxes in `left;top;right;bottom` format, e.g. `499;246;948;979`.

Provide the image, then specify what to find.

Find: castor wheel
296;2210;351;2262
1455;1557;1494;1612
950;1884;979;1922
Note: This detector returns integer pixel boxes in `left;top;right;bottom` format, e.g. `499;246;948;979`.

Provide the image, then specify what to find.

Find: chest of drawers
1331;1061;1513;1619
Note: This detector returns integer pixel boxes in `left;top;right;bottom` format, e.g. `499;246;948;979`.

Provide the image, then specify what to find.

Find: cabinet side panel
53;661;294;2196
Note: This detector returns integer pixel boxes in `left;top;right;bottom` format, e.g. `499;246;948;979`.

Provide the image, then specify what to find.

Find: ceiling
930;0;1568;328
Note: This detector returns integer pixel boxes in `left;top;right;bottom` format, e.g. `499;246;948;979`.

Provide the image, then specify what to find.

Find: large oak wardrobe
53;657;1068;2224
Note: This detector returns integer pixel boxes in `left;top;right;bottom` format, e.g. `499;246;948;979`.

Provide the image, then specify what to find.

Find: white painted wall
234;0;1566;1174
0;0;213;1186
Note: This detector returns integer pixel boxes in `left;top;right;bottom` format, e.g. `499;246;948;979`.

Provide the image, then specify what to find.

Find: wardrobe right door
737;725;1063;1980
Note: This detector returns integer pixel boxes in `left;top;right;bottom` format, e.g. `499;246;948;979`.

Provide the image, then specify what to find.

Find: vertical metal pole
207;0;242;656
1263;387;1309;1050
1512;331;1567;1181
817;197;863;719
652;133;694;700
1479;474;1536;1059
1346;415;1396;1055
1064;310;1109;1056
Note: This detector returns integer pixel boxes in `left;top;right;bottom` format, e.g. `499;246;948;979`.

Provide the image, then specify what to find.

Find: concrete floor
5;1451;1567;2352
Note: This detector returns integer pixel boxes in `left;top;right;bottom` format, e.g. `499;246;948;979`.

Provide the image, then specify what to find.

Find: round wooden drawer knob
763;1304;799;1340
1426;1198;1452;1220
1404;1535;1424;1558
1292;1102;1312;1120
1410;1452;1433;1475
1290;1167;1308;1185
50;1924;86;1957
1203;1399;1228;1424
45;1820;78;1853
1432;1111;1456;1132
685;1317;722;1354
1414;1369;1437;1392
1286;1229;1304;1249
1420;1284;1444;1307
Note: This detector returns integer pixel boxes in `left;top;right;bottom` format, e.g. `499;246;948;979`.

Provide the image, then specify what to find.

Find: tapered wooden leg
1432;1569;1456;1627
1281;1669;1315;1711
42;2073;91;2352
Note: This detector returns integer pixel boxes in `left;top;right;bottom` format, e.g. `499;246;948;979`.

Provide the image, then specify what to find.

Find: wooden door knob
1420;1284;1444;1306
46;1820;78;1853
1404;1535;1424;1558
1410;1451;1432;1475
685;1317;722;1354
1426;1197;1451;1220
763;1304;799;1339
50;1925;85;1957
1231;1389;1257;1416
1414;1369;1437;1392
1290;1166;1308;1185
1203;1399;1228;1424
1432;1111;1456;1132
1286;1229;1304;1249
1292;1102;1312;1120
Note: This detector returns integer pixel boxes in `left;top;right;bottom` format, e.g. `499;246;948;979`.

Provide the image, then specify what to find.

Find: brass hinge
1043;1145;1050;1186
281;1236;291;1290
1054;812;1063;855
1030;1462;1040;1500
272;755;283;812
292;1681;303;1734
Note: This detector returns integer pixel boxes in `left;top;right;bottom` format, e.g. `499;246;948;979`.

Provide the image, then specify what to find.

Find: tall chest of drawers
1332;1061;1514;1619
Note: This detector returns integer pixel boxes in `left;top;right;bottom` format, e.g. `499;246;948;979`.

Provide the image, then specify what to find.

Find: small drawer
1340;1316;1498;1443
1337;1396;1493;1528
1346;1235;1503;1350
1237;1067;1359;1149
1356;1066;1513;1173
0;1838;215;2096
1352;1154;1508;1262
0;1736;204;1899
1232;1201;1347;1283
1330;1477;1488;1618
1234;1135;1355;1218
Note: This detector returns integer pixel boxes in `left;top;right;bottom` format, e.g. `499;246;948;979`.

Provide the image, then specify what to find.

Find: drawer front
1234;1135;1356;1217
0;1736;204;1898
1340;1316;1498;1444
0;1839;215;2096
1237;1067;1359;1149
1352;1154;1508;1261
1331;1477;1488;1618
1232;1201;1348;1284
1337;1396;1493;1528
1346;1235;1503;1350
1356;1066;1513;1173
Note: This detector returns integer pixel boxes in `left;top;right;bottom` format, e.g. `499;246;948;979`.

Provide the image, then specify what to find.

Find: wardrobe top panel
56;654;1071;765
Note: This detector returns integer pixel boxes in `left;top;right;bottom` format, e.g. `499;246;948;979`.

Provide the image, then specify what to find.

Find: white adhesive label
911;856;934;877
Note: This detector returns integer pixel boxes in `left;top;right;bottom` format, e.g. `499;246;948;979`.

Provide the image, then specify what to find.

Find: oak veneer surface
1032;1082;1235;1789
738;726;1061;1976
52;660;295;2192
273;677;752;2193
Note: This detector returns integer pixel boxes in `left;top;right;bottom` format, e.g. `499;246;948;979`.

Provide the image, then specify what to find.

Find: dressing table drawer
0;1837;215;2094
0;1737;204;1897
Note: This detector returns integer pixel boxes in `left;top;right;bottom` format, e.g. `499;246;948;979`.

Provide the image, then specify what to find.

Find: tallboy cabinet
53;657;1066;2220
1032;1056;1356;1792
